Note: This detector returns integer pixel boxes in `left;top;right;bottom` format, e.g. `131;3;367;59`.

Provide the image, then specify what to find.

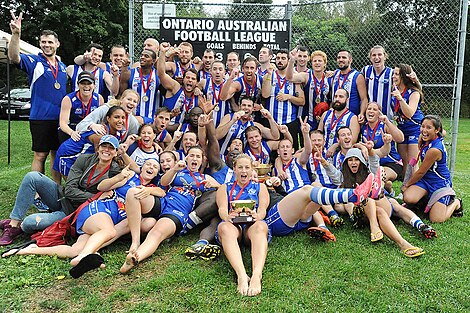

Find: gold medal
316;97;321;104
54;82;61;90
142;95;149;102
330;133;335;140
195;190;202;198
213;105;220;112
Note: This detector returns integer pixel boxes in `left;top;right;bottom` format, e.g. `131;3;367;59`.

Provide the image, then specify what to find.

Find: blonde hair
310;50;328;70
109;89;140;107
233;153;253;167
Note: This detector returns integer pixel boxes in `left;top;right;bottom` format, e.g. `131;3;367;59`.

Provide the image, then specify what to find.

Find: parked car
0;88;31;119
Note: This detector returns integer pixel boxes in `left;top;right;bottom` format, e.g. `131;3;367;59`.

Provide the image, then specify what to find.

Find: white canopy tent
0;29;41;63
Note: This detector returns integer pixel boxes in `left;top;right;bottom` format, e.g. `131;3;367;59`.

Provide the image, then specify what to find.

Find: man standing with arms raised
8;12;66;184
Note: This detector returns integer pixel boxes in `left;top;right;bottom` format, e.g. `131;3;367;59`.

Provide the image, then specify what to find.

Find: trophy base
232;216;255;224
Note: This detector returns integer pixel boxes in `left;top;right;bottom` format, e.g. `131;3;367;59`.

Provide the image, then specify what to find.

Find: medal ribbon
139;68;153;100
275;71;287;91
282;158;294;172
314;73;325;100
365;121;380;142
243;75;256;97
229;180;250;202
86;163;111;188
77;92;93;119
211;81;224;105
46;57;59;83
337;70;350;89
188;170;204;190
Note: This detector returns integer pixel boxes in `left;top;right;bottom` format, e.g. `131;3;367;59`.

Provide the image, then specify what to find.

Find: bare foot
70;253;86;267
237;275;250;296
247;274;262;296
120;250;139;274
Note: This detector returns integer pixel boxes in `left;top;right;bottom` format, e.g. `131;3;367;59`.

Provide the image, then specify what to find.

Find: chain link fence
129;0;461;119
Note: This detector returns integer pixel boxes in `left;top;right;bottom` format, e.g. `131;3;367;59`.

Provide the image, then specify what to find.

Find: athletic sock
310;187;355;205
186;211;203;231
327;210;340;218
318;224;328;230
410;216;424;230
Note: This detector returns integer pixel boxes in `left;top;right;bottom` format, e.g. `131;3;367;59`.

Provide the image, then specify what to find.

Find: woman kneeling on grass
402;115;463;222
216;154;376;296
120;146;220;273
2;159;162;278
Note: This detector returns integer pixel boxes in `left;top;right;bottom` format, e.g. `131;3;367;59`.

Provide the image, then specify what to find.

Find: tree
227;0;273;20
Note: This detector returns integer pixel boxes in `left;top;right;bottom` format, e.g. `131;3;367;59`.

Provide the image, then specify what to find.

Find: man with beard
119;49;160;123
197;60;232;127
331;50;368;122
157;43;204;132
165;42;198;83
8;12;66;184
261;49;305;150
69;43;119;101
318;88;360;155
199;48;215;80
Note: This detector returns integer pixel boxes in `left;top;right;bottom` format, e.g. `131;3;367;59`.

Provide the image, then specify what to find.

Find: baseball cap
78;71;95;84
99;135;119;149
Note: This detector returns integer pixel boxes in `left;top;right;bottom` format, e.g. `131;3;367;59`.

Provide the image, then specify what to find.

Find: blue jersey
322;109;355;150
155;129;169;143
127;142;159;167
265;71;299;124
234;75;263;102
306;150;337;188
304;71;331;129
332;69;362;115
225;180;261;212
128;67;161;119
362;65;394;120
218;116;254;155
173;61;196;80
420;137;451;185
199;70;211;81
211;165;235;185
18;53;67;120
204;78;231;127
332;151;346;170
244;141;271;164
391;89;424;135
361;122;402;165
71;65;108;100
163;87;199;125
66;91;101;126
53;130;96;176
275;158;311;193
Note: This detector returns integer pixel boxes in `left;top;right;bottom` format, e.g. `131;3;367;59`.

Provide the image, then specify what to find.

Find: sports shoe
199;244;222;261
352;173;374;205
319;210;331;225
0;219;11;231
353;203;365;219
308;226;336;242
34;198;50;212
452;198;464;217
419;224;437;239
370;166;385;200
0;225;23;246
329;214;344;228
184;242;206;260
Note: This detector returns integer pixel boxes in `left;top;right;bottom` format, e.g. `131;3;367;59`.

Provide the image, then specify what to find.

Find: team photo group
0;11;463;297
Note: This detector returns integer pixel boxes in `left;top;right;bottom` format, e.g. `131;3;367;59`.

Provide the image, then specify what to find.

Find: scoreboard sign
160;17;291;61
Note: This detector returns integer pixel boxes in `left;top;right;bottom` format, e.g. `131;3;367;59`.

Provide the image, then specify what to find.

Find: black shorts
382;162;404;181
30;120;60;152
159;213;183;234
142;196;162;219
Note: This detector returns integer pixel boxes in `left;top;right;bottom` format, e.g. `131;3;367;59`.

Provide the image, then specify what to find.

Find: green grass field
0;119;469;313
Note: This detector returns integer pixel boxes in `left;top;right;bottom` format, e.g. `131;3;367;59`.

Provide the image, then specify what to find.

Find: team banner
160;17;291;61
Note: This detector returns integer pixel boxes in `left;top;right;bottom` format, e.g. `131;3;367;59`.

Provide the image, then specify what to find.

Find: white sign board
143;3;176;29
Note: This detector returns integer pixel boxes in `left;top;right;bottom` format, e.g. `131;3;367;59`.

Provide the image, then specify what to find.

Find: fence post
128;0;135;63
450;0;468;178
286;1;293;48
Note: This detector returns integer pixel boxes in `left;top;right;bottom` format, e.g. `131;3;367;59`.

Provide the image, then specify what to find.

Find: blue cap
99;135;119;149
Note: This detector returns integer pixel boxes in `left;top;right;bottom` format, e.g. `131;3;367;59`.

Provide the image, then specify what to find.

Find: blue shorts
75;198;127;235
53;155;75;176
214;220;272;245
160;197;192;231
414;179;452;205
265;203;311;237
398;124;420;144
